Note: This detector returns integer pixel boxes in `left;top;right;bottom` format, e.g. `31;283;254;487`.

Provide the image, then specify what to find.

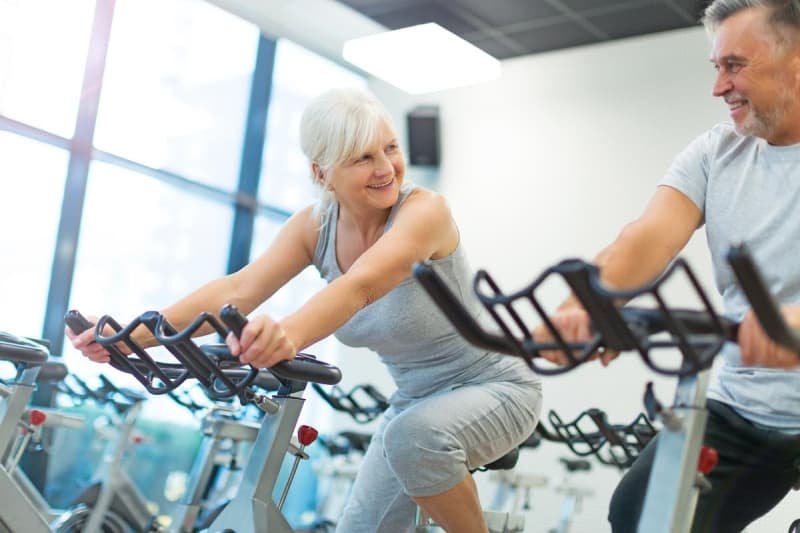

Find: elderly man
544;0;800;531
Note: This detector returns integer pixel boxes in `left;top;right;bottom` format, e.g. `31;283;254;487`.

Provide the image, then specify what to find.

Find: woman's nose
374;152;393;176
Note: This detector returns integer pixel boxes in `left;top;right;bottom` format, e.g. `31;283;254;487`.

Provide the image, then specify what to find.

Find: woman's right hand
65;315;111;363
226;314;297;369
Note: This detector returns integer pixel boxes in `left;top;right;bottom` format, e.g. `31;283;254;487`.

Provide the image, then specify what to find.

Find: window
257;40;368;212
0;0;95;137
0;133;68;336
93;0;258;191
249;216;327;320
65;161;234;384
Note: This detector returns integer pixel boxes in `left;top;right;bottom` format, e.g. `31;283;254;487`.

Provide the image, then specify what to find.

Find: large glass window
258;40;368;212
249;216;327;325
93;0;259;191
0;0;95;137
65;161;234;385
0;133;68;337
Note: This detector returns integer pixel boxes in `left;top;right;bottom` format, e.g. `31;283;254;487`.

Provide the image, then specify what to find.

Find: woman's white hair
299;88;395;216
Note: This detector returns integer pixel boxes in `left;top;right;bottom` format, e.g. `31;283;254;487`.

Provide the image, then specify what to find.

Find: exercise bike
413;243;800;533
0;331;73;532
65;304;341;533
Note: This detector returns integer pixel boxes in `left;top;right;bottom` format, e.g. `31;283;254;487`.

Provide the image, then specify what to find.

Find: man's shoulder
707;121;737;137
699;122;758;155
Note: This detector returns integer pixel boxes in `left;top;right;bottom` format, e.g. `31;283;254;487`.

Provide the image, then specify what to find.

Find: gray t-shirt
312;183;540;408
661;122;800;431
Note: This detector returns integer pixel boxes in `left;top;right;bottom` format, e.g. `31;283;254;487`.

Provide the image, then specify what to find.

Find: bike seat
338;431;373;453
0;331;48;367
560;457;591;472
481;447;520;471
37;359;69;382
520;431;542;449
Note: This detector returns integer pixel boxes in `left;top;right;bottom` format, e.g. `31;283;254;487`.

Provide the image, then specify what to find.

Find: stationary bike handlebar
413;244;797;376
543;408;656;470
311;382;389;424
65;305;341;403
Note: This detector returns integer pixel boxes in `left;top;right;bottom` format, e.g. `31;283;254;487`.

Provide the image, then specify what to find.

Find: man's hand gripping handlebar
412;243;799;377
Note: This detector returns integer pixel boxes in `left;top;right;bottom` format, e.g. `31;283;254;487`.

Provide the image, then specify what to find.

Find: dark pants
609;400;800;533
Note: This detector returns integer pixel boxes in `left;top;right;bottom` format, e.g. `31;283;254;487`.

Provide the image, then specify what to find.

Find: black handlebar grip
65;310;94;335
220;304;247;338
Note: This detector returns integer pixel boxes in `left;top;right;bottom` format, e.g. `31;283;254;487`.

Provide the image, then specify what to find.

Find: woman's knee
383;414;456;472
382;415;470;497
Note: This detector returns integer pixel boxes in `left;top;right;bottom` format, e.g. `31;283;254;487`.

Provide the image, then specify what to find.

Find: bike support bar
638;370;710;533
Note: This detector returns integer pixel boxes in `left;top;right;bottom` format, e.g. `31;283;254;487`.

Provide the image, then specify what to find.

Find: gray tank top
312;183;540;406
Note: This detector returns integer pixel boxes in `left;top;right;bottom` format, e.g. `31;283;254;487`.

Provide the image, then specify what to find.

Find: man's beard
735;88;791;141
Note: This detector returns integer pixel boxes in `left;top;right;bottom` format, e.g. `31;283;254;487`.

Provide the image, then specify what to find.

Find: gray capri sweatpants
335;379;542;532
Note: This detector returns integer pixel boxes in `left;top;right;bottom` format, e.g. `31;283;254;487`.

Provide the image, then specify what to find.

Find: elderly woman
68;88;541;532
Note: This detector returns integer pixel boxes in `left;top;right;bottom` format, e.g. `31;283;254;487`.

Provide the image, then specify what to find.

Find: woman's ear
313;163;335;192
312;162;325;186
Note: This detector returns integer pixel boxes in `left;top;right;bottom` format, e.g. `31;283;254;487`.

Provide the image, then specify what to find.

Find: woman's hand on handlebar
226;314;297;369
533;306;620;366
65;315;112;364
739;306;800;369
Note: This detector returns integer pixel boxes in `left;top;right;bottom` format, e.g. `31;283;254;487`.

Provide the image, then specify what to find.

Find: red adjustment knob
28;409;47;426
298;425;318;446
697;445;719;474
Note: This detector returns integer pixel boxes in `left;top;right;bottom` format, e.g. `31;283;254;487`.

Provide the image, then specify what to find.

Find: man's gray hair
703;0;800;46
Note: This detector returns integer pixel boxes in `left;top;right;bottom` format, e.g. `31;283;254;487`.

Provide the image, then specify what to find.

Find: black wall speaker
406;106;440;167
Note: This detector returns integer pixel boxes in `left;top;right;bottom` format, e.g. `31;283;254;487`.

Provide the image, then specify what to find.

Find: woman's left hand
226;314;297;368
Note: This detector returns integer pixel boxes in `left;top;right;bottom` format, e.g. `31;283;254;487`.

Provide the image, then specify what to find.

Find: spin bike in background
488;406;655;533
413;244;800;533
544;408;656;473
53;372;154;533
1;358;86;526
536;408;656;533
0;331;66;532
66;304;341;533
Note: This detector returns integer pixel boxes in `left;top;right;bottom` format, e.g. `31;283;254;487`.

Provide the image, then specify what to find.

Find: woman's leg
414;472;486;533
382;381;542;532
335;413;418;533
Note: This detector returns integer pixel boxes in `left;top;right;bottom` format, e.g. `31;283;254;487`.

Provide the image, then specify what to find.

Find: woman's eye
385;144;398;153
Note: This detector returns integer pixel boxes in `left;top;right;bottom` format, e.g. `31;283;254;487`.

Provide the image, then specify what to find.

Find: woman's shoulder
286;204;322;231
393;185;459;257
400;184;450;215
284;203;328;256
